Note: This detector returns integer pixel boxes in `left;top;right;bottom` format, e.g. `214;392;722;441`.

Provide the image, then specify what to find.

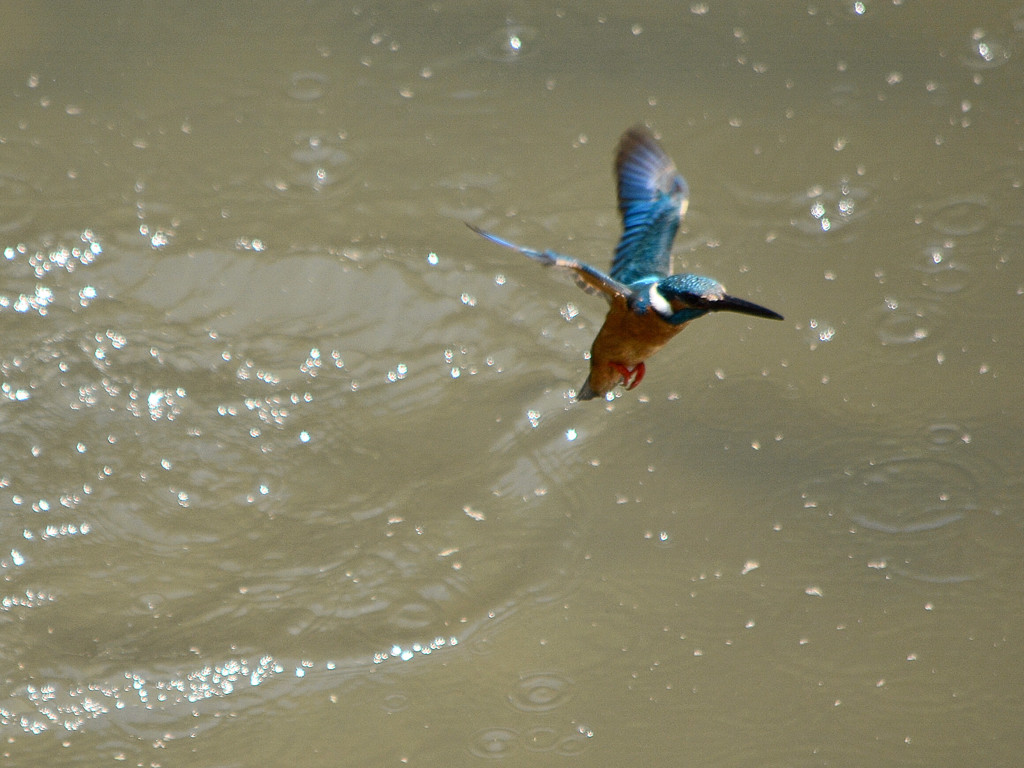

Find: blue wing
610;126;690;284
466;223;636;303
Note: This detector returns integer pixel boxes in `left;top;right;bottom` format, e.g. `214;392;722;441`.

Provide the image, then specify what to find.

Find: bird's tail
575;376;600;401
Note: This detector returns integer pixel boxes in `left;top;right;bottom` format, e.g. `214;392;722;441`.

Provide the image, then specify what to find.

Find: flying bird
468;125;783;400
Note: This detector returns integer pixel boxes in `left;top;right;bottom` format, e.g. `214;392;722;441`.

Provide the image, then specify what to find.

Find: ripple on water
467;723;592;759
923;194;992;237
844;456;975;534
915;242;970;294
549;730;591;756
265;132;351;194
828;81;861;111
506;671;575;713
867;294;943;349
809;454;981;584
285;71;328;102
523;726;561;752
467;727;520;759
925;422;972;448
0;172;41;234
380;692;410;713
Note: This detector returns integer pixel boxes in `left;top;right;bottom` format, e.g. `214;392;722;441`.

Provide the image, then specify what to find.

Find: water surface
1;2;1022;765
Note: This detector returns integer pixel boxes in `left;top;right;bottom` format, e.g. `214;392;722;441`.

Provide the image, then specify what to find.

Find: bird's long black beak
716;294;784;321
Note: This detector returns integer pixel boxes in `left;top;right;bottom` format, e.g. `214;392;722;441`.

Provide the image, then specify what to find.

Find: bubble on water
960;28;1011;70
791;179;870;235
478;25;539;63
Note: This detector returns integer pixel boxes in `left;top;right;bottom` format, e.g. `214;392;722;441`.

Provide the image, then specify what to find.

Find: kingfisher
468;125;783;401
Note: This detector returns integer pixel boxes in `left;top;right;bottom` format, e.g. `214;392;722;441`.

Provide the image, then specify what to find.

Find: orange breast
590;299;686;366
582;300;688;395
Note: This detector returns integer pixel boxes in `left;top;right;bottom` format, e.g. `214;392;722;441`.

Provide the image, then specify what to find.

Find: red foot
628;362;646;389
610;361;646;390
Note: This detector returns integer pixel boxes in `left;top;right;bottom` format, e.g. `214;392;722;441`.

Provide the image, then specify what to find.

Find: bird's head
638;274;784;326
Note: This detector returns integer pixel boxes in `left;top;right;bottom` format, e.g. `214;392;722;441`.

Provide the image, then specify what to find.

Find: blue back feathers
611;126;690;285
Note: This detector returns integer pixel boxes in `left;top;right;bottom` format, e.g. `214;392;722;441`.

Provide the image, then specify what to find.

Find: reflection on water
0;211;601;741
1;1;1023;766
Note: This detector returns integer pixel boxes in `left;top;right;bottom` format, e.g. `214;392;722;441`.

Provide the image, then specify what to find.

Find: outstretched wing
611;125;690;284
466;223;635;303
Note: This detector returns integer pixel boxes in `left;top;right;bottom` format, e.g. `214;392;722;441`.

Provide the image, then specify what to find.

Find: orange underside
583;299;689;396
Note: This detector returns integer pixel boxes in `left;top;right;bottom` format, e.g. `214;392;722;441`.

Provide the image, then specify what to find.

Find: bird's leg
610;361;633;385
626;362;646;389
610;361;646;390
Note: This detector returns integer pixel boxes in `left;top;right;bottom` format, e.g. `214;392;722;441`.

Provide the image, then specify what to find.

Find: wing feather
610;126;690;284
466;223;635;303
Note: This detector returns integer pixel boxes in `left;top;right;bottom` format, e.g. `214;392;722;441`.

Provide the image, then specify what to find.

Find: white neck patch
648;282;672;316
